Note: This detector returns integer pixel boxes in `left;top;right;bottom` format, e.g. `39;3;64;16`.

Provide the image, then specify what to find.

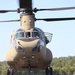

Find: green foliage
0;61;8;75
51;56;75;75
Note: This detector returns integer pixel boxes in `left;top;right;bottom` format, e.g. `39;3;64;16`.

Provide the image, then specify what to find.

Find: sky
0;0;75;61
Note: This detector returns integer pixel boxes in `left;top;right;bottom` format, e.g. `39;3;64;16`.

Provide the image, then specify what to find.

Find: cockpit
15;31;40;39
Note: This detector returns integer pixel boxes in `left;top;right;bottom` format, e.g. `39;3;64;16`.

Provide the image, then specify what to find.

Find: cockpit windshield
26;32;31;37
15;29;41;39
15;31;24;39
32;32;40;38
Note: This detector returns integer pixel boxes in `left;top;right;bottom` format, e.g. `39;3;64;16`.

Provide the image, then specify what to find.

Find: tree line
0;56;75;75
51;56;75;75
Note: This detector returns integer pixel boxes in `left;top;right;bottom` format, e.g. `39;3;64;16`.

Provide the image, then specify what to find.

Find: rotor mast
20;13;35;30
19;0;35;30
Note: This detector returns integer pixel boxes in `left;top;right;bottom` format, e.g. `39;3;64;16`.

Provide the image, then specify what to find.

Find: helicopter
0;0;75;75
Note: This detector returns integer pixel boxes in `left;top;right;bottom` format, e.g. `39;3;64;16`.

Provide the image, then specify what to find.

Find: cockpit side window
33;28;44;40
32;32;40;38
15;31;24;39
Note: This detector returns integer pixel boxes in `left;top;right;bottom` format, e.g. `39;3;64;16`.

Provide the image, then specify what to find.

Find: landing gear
45;67;53;75
6;68;14;75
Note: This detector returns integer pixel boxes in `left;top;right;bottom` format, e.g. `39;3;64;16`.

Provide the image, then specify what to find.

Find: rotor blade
19;0;32;9
34;6;75;12
0;20;20;22
36;17;75;22
0;10;17;13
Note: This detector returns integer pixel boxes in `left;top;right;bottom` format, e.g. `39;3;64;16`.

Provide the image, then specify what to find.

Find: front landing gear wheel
50;67;53;75
45;67;53;75
6;68;14;75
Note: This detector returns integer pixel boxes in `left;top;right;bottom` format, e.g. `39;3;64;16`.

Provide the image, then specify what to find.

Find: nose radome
16;39;40;49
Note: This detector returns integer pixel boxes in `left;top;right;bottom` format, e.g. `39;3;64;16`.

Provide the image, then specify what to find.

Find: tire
50;67;53;75
45;67;53;75
6;68;14;75
45;67;49;75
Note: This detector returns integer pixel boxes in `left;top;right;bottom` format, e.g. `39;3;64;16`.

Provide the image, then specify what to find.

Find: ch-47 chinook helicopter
0;0;75;75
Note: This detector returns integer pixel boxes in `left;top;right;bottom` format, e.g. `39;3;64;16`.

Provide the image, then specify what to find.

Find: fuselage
5;28;53;70
5;13;53;71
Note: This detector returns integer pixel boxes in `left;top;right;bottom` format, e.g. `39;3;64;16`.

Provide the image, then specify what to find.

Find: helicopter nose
18;38;40;49
13;38;45;54
16;38;42;49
